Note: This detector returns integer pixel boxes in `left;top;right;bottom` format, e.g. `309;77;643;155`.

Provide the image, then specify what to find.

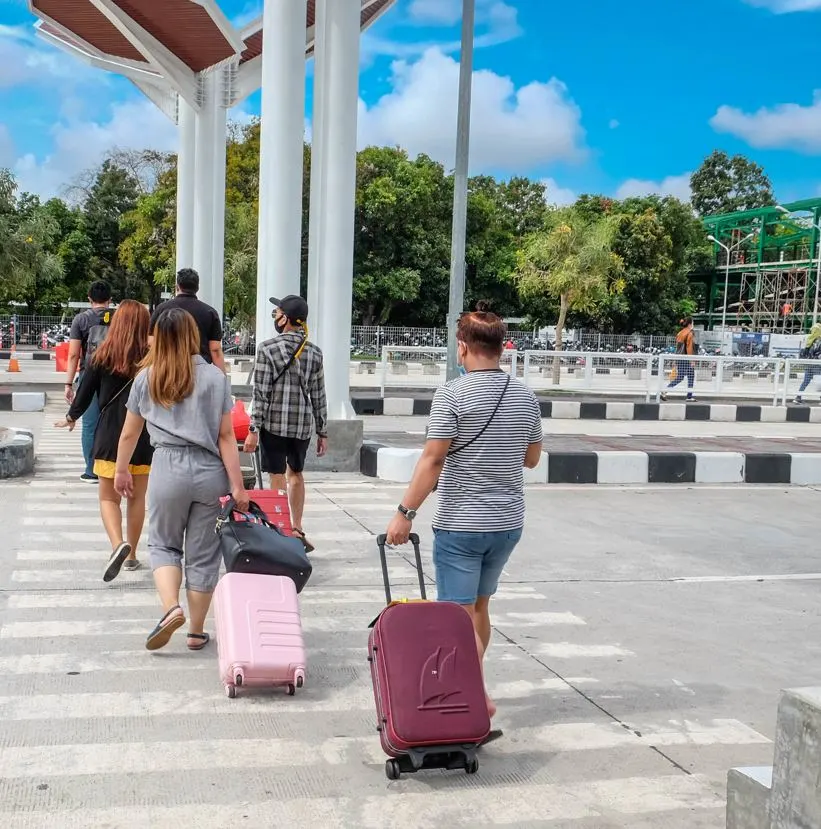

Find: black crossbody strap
98;377;133;419
448;374;511;457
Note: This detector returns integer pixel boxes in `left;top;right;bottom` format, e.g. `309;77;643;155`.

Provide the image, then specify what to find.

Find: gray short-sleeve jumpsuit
126;356;232;592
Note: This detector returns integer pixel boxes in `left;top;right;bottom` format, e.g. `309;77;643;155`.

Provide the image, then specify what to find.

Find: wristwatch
398;504;417;521
247;425;257;434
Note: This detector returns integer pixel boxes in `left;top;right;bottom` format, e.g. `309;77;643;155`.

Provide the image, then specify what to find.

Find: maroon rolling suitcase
368;533;491;780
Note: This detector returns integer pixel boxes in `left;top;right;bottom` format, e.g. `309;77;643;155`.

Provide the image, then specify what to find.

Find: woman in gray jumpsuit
115;308;249;651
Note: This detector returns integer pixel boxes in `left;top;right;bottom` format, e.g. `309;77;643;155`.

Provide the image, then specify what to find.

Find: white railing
521;351;786;404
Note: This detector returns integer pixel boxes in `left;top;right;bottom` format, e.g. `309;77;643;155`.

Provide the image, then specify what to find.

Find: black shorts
259;430;311;475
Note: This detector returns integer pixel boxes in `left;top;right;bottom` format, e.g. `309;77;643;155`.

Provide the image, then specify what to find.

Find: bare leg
286;467;306;530
268;473;287;493
474;595;492;654
98;478;123;549
461;602;496;719
125;475;149;560
153;565;183;613
186;589;213;637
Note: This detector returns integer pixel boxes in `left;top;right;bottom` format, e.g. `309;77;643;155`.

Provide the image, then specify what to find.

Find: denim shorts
432;528;523;605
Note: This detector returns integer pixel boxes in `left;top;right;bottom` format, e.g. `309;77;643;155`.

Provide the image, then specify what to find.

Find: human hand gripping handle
316;436;328;457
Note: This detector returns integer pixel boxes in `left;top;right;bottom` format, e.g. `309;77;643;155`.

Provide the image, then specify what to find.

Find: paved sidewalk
3;403;821;825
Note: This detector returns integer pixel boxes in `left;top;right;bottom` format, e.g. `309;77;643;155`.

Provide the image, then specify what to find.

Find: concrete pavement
1;404;820;826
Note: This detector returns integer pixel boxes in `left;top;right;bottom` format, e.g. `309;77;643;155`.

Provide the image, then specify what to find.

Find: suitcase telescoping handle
376;533;426;604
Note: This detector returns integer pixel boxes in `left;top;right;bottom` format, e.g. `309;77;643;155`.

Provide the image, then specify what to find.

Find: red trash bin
55;341;69;374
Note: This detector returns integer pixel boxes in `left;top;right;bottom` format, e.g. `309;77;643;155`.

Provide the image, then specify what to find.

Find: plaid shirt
251;332;328;440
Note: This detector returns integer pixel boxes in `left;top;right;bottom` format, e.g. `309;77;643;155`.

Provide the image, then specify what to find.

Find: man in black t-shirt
149;269;224;370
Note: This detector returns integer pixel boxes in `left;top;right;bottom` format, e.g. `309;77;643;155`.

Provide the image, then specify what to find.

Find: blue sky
1;0;821;203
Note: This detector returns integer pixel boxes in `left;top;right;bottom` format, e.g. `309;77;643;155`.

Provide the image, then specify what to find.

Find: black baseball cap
270;295;309;322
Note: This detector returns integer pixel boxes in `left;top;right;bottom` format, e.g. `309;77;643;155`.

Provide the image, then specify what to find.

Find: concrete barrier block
11;392;46;412
695;452;745;483
659;403;686;421
382;397;414;416
390;362;408;375
550;401;581;419
770;687;821;829
760;406;787;423
810;407;821;424
605;402;634;420
376;448;422;483
726;767;772;829
710;404;737;422
523;451;548;484
422;363;441;376
788;453;821;485
596;451;648;484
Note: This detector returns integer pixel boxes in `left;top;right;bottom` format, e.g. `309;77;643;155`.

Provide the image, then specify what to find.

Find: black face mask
274;316;286;334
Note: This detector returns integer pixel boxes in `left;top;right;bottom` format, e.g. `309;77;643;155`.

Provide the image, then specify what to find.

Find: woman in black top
55;300;153;582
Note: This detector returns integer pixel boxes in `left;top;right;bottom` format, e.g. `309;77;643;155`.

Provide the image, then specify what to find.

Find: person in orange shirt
661;317;696;401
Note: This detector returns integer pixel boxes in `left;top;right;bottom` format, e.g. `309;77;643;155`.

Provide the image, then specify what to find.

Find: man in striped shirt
385;303;543;718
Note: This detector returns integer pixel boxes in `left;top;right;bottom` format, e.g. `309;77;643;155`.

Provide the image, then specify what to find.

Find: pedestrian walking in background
114;308;248;652
56;300;154;581
661;317;696;402
244;295;328;553
794;323;821;404
64;281;113;482
384;301;543;719
149;268;225;371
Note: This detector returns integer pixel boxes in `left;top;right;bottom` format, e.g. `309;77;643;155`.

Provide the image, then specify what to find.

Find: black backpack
84;308;112;362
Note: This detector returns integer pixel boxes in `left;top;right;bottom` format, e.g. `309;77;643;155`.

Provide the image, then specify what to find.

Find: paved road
2;404;820;826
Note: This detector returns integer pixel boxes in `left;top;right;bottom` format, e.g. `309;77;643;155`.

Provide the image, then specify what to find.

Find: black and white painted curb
353;397;821;422
0;392;47;412
0;351;52;361
360;443;821;485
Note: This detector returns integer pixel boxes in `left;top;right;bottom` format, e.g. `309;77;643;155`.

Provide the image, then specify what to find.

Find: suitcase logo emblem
417;647;469;713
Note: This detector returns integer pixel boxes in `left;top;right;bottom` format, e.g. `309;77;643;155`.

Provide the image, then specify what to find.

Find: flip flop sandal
122;559;142;572
103;542;132;583
292;529;315;554
146;606;186;651
187;632;210;651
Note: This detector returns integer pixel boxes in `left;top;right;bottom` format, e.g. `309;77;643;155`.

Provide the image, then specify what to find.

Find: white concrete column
256;0;308;342
192;72;216;308
316;0;361;420
306;0;329;326
210;69;228;324
175;95;196;274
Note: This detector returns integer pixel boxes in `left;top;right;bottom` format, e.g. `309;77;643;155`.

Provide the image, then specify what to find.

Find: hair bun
475;299;492;313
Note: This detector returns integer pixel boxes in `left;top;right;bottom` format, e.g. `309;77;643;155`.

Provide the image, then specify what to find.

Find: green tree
690;150;775;216
223;201;258;329
516;208;623;381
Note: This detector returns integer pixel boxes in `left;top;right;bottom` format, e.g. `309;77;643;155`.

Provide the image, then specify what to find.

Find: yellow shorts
93;460;151;479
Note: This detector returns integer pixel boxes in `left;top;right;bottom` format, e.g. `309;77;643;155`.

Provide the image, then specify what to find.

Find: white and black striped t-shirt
427;370;543;532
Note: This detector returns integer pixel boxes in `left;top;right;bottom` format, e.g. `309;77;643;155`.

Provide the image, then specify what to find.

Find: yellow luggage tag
367;597;430;628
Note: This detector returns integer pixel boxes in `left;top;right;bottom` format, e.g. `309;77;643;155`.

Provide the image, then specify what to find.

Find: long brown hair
141;307;201;408
457;300;507;358
92;299;149;378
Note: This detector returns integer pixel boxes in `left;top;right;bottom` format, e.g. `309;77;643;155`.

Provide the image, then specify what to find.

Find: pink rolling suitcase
214;571;306;699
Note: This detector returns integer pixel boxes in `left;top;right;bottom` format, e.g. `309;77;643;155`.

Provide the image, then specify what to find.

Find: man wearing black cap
243;295;328;552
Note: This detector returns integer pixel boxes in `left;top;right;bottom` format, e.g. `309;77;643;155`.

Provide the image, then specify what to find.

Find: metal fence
0;315;70;349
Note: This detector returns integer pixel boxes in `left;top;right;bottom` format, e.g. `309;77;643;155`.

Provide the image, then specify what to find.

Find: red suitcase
247;488;293;537
368;534;491;780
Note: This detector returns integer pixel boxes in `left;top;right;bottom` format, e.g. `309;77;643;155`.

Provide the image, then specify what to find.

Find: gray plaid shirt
251;332;328;440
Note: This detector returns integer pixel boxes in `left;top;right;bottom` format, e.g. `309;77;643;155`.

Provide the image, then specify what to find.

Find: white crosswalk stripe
0;418;761;826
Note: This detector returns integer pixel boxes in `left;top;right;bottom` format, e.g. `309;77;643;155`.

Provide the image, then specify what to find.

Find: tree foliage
690;150;774;217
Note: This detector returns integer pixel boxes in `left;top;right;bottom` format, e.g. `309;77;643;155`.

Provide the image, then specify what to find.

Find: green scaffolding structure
693;198;821;333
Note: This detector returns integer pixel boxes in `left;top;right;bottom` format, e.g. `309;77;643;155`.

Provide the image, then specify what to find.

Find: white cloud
363;0;522;62
541;178;576;207
0;124;15;169
13;98;178;199
357;49;585;174
742;0;821;11
710;93;821;152
616;173;692;202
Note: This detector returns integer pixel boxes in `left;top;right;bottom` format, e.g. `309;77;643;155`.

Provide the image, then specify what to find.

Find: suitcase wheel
287;683;296;696
296;674;304;689
385;759;401;781
225;685;237;699
235;672;243;686
465;758;479;775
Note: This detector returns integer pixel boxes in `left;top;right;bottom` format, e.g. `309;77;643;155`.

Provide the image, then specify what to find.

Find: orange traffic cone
7;347;21;373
